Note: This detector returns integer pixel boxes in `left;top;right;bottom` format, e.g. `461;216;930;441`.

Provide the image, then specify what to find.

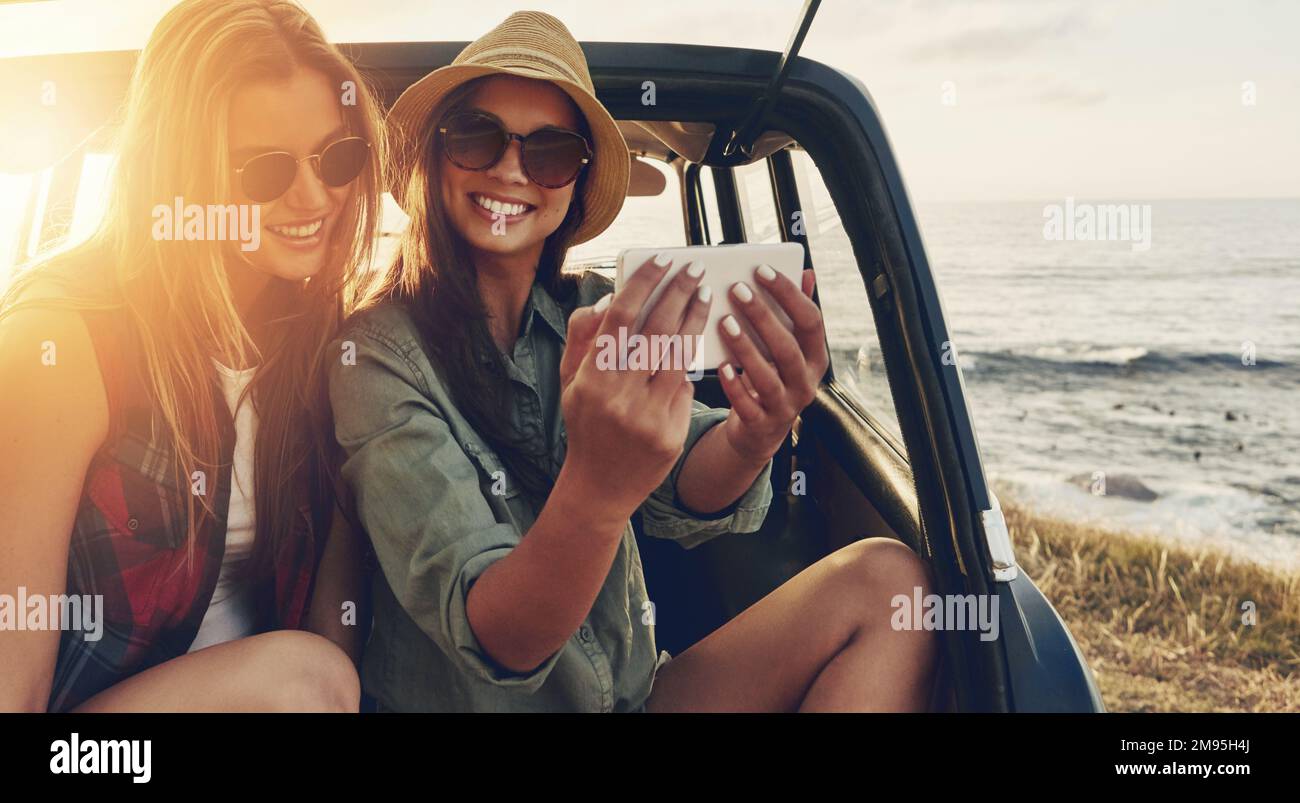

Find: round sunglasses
437;111;592;189
233;136;371;203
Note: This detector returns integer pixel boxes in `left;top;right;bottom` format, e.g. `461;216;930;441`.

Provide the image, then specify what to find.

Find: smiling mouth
470;193;535;218
267;218;324;240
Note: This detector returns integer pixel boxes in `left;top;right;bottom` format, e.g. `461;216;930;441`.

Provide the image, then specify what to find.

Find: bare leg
644;538;937;713
70;630;360;713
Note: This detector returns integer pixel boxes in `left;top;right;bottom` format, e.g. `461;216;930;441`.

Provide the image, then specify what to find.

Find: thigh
645;538;920;712
71;630;358;713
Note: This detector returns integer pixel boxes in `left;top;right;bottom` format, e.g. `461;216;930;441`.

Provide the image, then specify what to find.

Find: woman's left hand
716;267;829;464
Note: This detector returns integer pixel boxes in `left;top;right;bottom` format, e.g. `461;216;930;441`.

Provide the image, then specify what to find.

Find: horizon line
911;195;1300;205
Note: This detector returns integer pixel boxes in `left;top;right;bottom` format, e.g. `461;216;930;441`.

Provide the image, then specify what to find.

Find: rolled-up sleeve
639;399;774;550
329;326;561;692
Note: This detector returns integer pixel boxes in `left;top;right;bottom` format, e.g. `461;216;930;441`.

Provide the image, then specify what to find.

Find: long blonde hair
1;0;385;579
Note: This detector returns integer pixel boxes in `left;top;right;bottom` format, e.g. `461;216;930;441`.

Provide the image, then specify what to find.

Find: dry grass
1002;500;1300;712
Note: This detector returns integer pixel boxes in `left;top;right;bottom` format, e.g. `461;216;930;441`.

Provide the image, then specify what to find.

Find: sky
0;0;1297;202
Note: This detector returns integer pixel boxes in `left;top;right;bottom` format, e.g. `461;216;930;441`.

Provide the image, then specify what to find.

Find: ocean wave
964;347;1295;377
828;343;1295;377
1028;345;1150;365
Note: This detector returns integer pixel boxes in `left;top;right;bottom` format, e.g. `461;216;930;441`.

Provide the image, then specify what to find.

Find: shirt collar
477;279;569;365
523;280;569;345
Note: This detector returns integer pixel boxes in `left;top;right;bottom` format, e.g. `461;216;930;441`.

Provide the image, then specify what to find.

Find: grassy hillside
1002;501;1300;712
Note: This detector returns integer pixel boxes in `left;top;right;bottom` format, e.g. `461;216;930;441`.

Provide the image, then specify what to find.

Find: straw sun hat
386;10;629;245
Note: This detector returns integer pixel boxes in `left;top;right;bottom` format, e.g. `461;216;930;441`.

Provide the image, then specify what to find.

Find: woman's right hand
557;255;711;522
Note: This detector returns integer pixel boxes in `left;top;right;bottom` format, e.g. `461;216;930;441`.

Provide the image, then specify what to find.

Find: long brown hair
361;77;589;505
0;0;385;584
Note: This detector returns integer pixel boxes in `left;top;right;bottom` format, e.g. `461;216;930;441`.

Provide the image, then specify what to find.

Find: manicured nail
697;285;712;304
733;282;754;303
594;293;612;312
653;252;673;268
756;264;776;281
721;363;736;381
686;261;705;279
722;315;741;336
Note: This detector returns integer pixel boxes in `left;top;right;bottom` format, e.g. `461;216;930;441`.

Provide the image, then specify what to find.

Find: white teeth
269;219;323;238
473;194;528;216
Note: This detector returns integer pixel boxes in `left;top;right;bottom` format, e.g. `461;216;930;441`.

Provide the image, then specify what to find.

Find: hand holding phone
614;243;805;372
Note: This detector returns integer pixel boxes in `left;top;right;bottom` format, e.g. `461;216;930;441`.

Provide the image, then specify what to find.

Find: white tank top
188;361;259;652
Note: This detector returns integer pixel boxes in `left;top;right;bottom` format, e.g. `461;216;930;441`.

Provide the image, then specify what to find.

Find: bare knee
810;539;939;710
823;538;935;633
829;537;931;591
250;631;360;713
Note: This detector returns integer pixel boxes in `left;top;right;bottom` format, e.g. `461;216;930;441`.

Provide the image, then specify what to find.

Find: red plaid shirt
46;307;324;712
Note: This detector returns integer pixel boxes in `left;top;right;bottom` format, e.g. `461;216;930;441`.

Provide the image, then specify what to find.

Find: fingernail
757;264;776;281
594;293;612;312
722;315;741;336
720;363;736;381
697;285;712;304
653;252;673;268
733;282;754;303
686;261;705;279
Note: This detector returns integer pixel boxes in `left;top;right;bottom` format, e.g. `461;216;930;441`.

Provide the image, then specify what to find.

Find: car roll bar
718;0;822;162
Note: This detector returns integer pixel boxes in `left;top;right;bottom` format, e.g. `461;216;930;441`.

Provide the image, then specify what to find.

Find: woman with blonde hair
0;0;383;711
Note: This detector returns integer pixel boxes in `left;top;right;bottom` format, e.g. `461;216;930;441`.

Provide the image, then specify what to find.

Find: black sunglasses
234;136;371;203
438;111;592;189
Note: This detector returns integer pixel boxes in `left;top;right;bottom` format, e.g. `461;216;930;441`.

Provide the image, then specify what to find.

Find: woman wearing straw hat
329;11;936;712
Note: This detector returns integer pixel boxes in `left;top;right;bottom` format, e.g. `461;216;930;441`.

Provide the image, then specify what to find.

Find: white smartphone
614;242;805;373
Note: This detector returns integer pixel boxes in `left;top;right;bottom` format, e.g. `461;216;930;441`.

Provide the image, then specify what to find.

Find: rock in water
1068;472;1158;502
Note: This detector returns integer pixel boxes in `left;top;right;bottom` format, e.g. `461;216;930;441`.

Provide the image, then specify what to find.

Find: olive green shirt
328;271;773;712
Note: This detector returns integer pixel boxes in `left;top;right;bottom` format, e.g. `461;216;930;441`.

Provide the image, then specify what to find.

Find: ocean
917;198;1300;569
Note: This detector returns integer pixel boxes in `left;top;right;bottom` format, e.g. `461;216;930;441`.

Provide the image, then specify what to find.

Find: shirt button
127;517;139;531
579;625;593;642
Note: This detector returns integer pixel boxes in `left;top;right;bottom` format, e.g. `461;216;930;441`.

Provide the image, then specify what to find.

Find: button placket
577;623;614;712
516;367;545;442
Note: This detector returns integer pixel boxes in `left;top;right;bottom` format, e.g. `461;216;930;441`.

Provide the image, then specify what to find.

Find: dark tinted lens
443;114;506;170
319;137;370;187
240;152;298;202
523;129;588;188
